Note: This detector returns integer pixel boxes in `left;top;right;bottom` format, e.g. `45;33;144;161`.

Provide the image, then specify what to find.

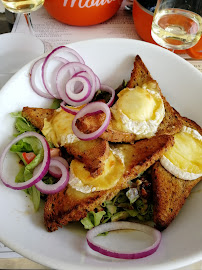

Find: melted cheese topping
69;150;125;193
111;83;165;140
42;108;80;147
160;126;202;180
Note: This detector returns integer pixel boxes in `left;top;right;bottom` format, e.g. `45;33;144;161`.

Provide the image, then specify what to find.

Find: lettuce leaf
50;99;62;109
15;166;40;211
11;112;38;135
81;211;106;230
12;135;44;212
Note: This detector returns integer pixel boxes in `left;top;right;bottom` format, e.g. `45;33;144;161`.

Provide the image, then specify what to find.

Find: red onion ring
42;46;85;99
30;56;70;99
30;57;53;99
99;84;115;107
60;101;79;115
35;157;69;194
48;156;69;178
65;76;91;103
73;71;101;92
86;221;161;259
56;62;97;106
72;102;111;141
0;132;50;190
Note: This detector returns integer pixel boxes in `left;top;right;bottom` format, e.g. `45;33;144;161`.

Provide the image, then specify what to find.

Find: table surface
0;7;202;270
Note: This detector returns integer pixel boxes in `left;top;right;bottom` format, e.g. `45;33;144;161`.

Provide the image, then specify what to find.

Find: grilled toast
151;117;202;230
44;135;174;232
22;107;110;177
75;55;183;142
22;107;54;130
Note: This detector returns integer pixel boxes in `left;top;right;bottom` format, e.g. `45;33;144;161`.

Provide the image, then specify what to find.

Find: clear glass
0;0;46;89
151;0;202;50
1;0;44;34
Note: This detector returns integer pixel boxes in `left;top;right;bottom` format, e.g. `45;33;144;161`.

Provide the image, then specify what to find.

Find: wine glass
151;0;202;50
0;0;46;89
1;0;44;35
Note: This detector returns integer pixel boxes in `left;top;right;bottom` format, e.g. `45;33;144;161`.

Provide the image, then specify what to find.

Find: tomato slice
22;152;36;164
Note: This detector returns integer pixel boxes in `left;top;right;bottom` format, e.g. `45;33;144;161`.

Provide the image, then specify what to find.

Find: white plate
0;38;202;270
0;33;44;89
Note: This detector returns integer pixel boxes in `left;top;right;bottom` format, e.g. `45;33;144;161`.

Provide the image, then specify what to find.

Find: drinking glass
0;0;46;89
1;0;44;35
151;0;202;50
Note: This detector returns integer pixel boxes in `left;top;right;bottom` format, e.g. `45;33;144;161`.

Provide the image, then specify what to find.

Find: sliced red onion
42;46;84;99
99;84;115;107
65;76;91;102
35;157;69;194
86;221;161;259
0;132;50;190
42;56;71;99
60;101;79;115
56;62;97;106
73;71;101;92
30;56;70;99
30;57;53;99
72;102;111;141
71;71;84;94
48;156;69;178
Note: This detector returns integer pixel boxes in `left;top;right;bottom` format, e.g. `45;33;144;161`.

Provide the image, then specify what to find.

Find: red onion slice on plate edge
86;221;161;259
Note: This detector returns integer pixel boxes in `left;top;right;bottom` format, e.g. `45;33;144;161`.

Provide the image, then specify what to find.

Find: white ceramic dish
0;38;202;270
0;33;44;89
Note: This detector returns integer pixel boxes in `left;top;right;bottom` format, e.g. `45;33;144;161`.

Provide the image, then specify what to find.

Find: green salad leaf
15;166;41;211
50;99;62;109
10;112;38;135
81;211;106;230
11;133;45;211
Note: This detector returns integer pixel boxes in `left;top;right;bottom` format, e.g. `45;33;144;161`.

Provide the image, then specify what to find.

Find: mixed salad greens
81;171;154;230
10;111;58;211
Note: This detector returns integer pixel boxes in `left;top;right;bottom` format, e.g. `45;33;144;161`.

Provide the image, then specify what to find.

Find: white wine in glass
151;0;202;50
1;0;44;13
0;0;46;86
1;0;45;34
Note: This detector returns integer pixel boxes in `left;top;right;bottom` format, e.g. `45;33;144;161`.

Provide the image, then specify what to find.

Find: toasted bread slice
151;117;202;231
75;55;183;142
75;112;137;143
22;107;110;177
44;135;174;232
22;107;54;130
127;55;183;136
64;139;109;177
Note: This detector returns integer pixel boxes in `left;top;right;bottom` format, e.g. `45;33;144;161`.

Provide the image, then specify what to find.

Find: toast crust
152;117;202;230
22;107;54;130
64;139;110;178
